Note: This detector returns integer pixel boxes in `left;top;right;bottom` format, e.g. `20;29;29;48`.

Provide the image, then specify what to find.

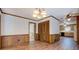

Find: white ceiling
2;8;36;20
2;8;79;22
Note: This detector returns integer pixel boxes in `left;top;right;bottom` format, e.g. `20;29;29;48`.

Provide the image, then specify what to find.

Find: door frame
29;22;36;42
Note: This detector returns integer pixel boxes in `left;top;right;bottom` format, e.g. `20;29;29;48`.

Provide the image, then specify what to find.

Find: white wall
49;17;60;34
36;23;38;33
1;14;37;35
74;25;77;41
1;14;60;35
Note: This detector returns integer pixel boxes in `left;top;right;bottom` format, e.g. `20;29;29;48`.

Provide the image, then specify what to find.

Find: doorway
29;22;36;42
38;21;49;42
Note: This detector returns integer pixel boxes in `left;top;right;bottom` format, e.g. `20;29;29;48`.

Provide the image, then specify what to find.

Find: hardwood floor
2;37;78;50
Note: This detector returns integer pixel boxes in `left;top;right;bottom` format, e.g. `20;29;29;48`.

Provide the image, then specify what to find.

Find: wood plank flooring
2;37;78;50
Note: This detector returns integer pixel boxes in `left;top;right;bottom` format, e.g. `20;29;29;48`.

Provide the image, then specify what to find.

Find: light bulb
37;16;41;19
33;14;37;17
43;15;46;17
33;8;47;19
67;18;71;21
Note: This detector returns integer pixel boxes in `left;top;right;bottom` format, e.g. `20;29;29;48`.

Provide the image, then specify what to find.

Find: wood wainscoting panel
49;34;60;43
35;33;39;41
1;34;29;48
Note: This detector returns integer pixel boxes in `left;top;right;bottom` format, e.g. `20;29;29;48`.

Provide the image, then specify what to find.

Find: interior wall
1;14;37;35
1;14;60;35
49;17;60;34
36;23;38;33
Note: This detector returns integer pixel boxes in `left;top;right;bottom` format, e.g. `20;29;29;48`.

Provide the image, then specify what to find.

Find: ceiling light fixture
33;8;47;19
67;18;71;21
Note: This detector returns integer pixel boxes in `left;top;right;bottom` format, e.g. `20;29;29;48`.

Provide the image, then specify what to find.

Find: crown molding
0;8;63;22
2;12;38;21
0;8;38;21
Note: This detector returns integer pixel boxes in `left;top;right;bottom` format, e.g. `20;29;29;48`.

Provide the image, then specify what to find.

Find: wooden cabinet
38;21;49;42
64;32;74;37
